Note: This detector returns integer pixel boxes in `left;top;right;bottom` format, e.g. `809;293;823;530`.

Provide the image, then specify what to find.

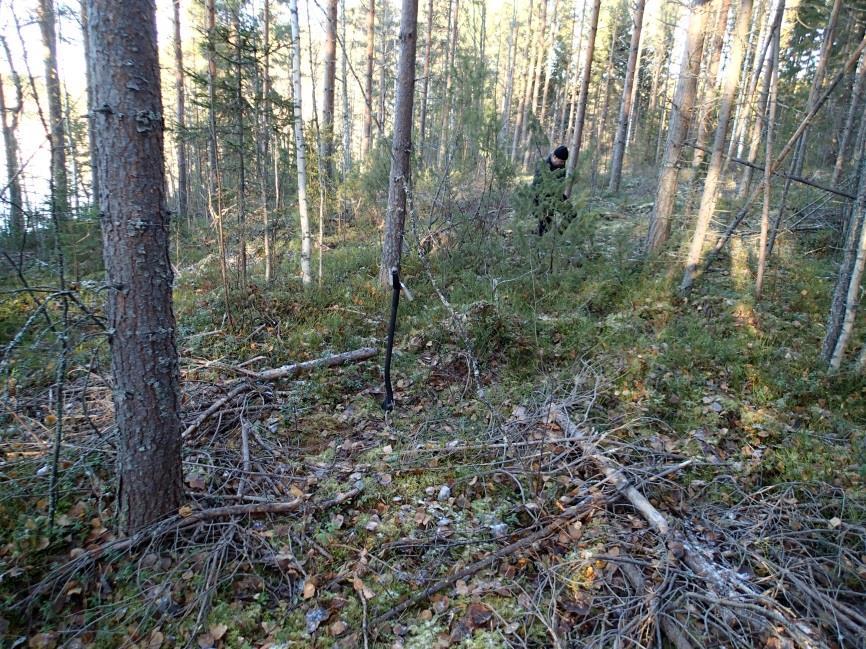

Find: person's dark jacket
533;155;567;235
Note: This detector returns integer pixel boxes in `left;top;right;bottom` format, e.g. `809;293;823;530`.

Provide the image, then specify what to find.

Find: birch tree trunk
322;0;337;184
608;0;647;193
645;0;711;254
172;0;188;219
37;0;69;218
362;0;375;159
681;0;753;293
379;0;419;285
563;0;601;196
289;0;313;286
86;0;184;532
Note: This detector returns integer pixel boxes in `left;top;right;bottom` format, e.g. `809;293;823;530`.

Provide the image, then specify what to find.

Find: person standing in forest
533;144;569;235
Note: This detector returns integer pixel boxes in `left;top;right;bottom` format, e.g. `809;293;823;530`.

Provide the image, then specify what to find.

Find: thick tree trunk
172;0;188;219
262;0;273;281
322;0;337;184
289;0;313;286
563;0;601;195
681;0;753;293
379;0;419;285
645;0;711;254
362;0;375;159
608;0;647;193
37;0;68;218
86;0;184;532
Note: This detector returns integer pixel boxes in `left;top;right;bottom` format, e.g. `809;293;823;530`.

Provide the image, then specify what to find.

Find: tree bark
362;0;375;159
79;0;99;209
322;0;337;184
340;0;351;177
86;0;184;532
37;0;69;218
498;0;517;146
517;0;547;168
262;0;273;281
172;0;188;219
563;0;601;195
608;0;647;193
418;0;433;166
233;8;247;288
289;0;313;286
379;0;419;285
681;0;753;293
0;54;23;242
645;0;711;254
754;23;779;299
688;0;732;181
437;0;459;168
832;50;866;188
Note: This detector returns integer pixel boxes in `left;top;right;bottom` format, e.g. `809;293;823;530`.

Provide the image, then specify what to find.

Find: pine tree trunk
438;0;459;168
511;1;535;162
688;0;732;182
0;62;23;242
828;151;866;372
518;0;547;168
645;0;711;254
86;0;184;533
340;0;351;177
538;0;560;144
681;0;753;293
608;0;647;193
499;0;517;146
262;0;273;281
755;23;780;299
234;8;247;288
832;50;866;187
376;1;388;138
362;0;375;159
418;0;433;166
563;0;601;194
322;0;337;184
79;0;99;209
37;0;69;218
380;0;419;285
793;0;842;177
206;0;232;324
289;0;313;286
172;0;188;219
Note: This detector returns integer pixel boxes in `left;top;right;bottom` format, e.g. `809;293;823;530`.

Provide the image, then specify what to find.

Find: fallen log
182;346;377;439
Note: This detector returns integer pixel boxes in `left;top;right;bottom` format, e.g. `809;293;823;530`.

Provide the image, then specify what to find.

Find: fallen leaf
466;602;493;628
147;630;164;649
303;580;316;599
330;620;348;636
196;632;215;649
829;517;842;529
454;580;469;596
178;505;193;518
352;576;374;600
419;609;433;621
209;624;227;641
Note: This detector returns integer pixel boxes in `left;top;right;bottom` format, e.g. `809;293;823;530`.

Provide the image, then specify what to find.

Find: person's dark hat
553;145;569;160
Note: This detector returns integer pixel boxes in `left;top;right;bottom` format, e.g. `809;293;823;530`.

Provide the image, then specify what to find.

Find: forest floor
1;183;865;648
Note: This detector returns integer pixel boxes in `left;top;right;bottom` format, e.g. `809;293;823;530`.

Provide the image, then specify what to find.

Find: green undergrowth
2;192;865;647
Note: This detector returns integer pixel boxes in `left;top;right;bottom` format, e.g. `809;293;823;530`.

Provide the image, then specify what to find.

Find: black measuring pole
382;267;401;411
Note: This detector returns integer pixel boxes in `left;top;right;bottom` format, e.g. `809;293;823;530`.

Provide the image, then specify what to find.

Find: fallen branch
182;347;377;439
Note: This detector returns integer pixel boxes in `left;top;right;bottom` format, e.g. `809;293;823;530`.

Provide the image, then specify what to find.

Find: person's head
550;145;569;168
